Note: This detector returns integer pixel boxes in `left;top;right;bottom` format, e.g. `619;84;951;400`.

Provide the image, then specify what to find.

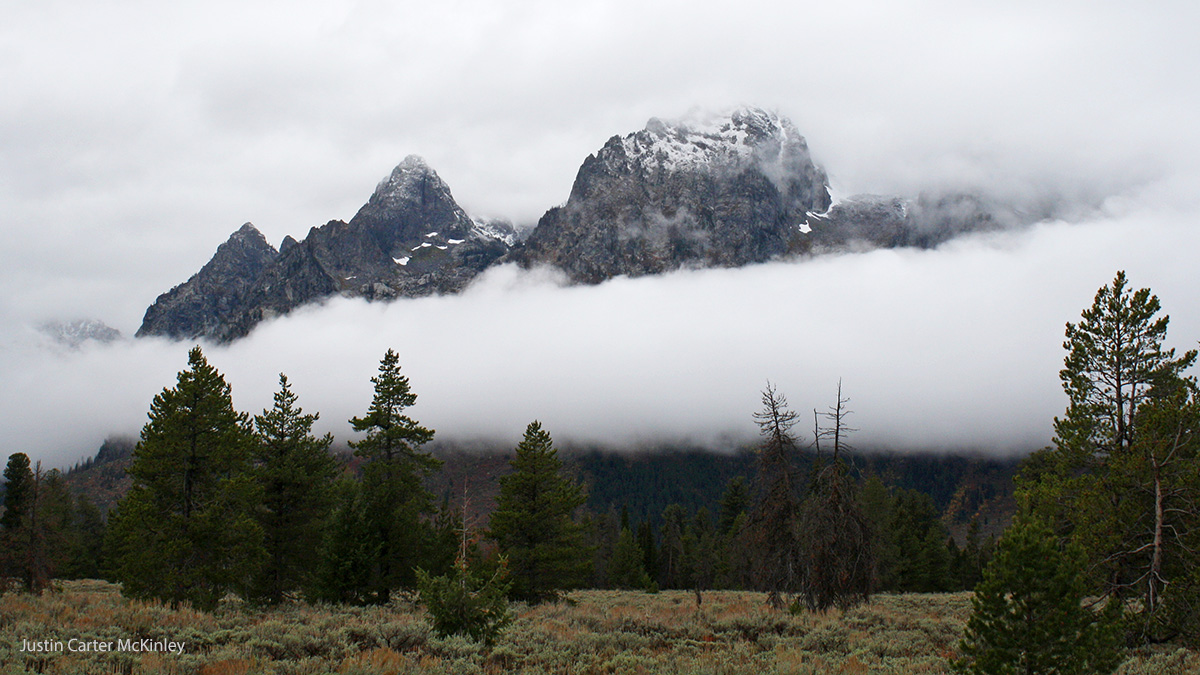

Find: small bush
416;560;512;646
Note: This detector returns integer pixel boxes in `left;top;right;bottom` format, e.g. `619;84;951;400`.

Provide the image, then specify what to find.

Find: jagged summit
515;107;832;283
137;107;1045;343
138;161;512;342
372;155;435;201
137;222;279;340
230;221;269;245
613;107;813;173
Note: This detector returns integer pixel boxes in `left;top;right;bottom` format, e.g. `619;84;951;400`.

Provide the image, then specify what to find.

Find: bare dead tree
797;380;874;612
742;382;805;610
821;379;858;461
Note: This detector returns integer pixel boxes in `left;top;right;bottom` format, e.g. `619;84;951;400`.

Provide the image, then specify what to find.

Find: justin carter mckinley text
20;638;186;655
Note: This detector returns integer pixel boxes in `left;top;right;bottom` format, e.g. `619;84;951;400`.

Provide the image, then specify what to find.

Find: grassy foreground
1;581;1195;674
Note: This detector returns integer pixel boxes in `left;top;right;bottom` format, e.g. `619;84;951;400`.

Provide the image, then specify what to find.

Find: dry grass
0;582;1193;674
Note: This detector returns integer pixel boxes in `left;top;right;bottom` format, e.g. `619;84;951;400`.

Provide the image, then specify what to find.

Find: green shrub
416;560;512;646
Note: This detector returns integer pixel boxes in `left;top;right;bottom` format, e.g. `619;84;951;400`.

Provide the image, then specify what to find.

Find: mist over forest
6;194;1200;468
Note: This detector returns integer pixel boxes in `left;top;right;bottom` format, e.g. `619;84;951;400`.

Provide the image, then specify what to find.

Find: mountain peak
371;155;440;201
40;318;122;348
229;222;268;246
606;106;809;175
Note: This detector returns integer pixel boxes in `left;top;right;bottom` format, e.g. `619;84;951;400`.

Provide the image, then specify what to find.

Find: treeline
0;346;993;608
0;456;106;591
576;448;1015;533
581;475;993;595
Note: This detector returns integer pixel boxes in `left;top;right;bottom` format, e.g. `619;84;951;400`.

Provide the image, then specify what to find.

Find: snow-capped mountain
136;107;1054;343
40;319;123;348
513;107;832;282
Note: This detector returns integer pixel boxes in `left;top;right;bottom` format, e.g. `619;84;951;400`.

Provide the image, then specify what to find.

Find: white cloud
2;0;1199;466
5;185;1200;468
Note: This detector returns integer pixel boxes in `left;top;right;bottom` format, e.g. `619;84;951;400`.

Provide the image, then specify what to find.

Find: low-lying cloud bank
5;184;1200;468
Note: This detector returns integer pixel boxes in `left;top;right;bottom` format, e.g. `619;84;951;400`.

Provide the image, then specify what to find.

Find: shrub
953;518;1125;675
416;559;512;646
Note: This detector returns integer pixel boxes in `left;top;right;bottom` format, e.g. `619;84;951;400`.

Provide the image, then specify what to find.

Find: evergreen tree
608;526;651;590
1055;271;1195;457
488;421;589;602
796;383;874;611
416;496;511;646
658;503;689;589
953;518;1124;675
859;474;898;588
1;453;33;591
349;348;440;603
1019;272;1200;641
636;520;658;585
2;453;32;532
309;478;378;604
105;347;264;610
29;469;74;590
1;458;72;593
249;374;339;604
688;507;716;597
717;476;749;536
59;494;105;580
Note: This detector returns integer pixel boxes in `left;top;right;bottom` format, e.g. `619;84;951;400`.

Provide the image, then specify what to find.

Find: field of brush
1;581;1196;675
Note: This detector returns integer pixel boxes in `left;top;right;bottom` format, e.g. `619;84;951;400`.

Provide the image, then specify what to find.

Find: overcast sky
2;0;1199;467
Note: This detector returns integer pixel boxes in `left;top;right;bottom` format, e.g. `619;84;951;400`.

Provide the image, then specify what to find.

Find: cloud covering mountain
2;0;1199;466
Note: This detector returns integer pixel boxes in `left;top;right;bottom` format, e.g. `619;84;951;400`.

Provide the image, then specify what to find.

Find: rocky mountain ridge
137;156;515;341
137;107;1054;342
512;108;832;282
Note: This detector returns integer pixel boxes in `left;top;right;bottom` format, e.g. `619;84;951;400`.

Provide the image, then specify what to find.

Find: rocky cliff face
513;107;832;282
136;223;279;339
137;157;515;342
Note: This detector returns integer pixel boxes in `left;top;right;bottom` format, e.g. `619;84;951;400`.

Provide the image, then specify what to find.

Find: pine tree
416;493;511;646
309;478;378;604
488;421;589;602
349;349;440;603
1020;272;1200;641
1;456;71;593
105;347;264;610
608;526;651;590
59;494;105;580
636;520;658;585
2;453;32;532
796;382;874;611
1055;271;1195;457
717;476;749;536
249;374;340;604
2;453;33;591
953;518;1124;675
29;468;74;591
658;503;689;589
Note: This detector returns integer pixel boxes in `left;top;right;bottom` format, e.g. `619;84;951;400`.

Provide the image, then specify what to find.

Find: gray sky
3;0;1199;467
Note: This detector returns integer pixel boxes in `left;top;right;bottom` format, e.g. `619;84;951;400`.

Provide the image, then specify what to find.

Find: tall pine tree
488;421;589;602
105;347;264;610
1019;272;1200;641
249;374;339;604
347;348;440;603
